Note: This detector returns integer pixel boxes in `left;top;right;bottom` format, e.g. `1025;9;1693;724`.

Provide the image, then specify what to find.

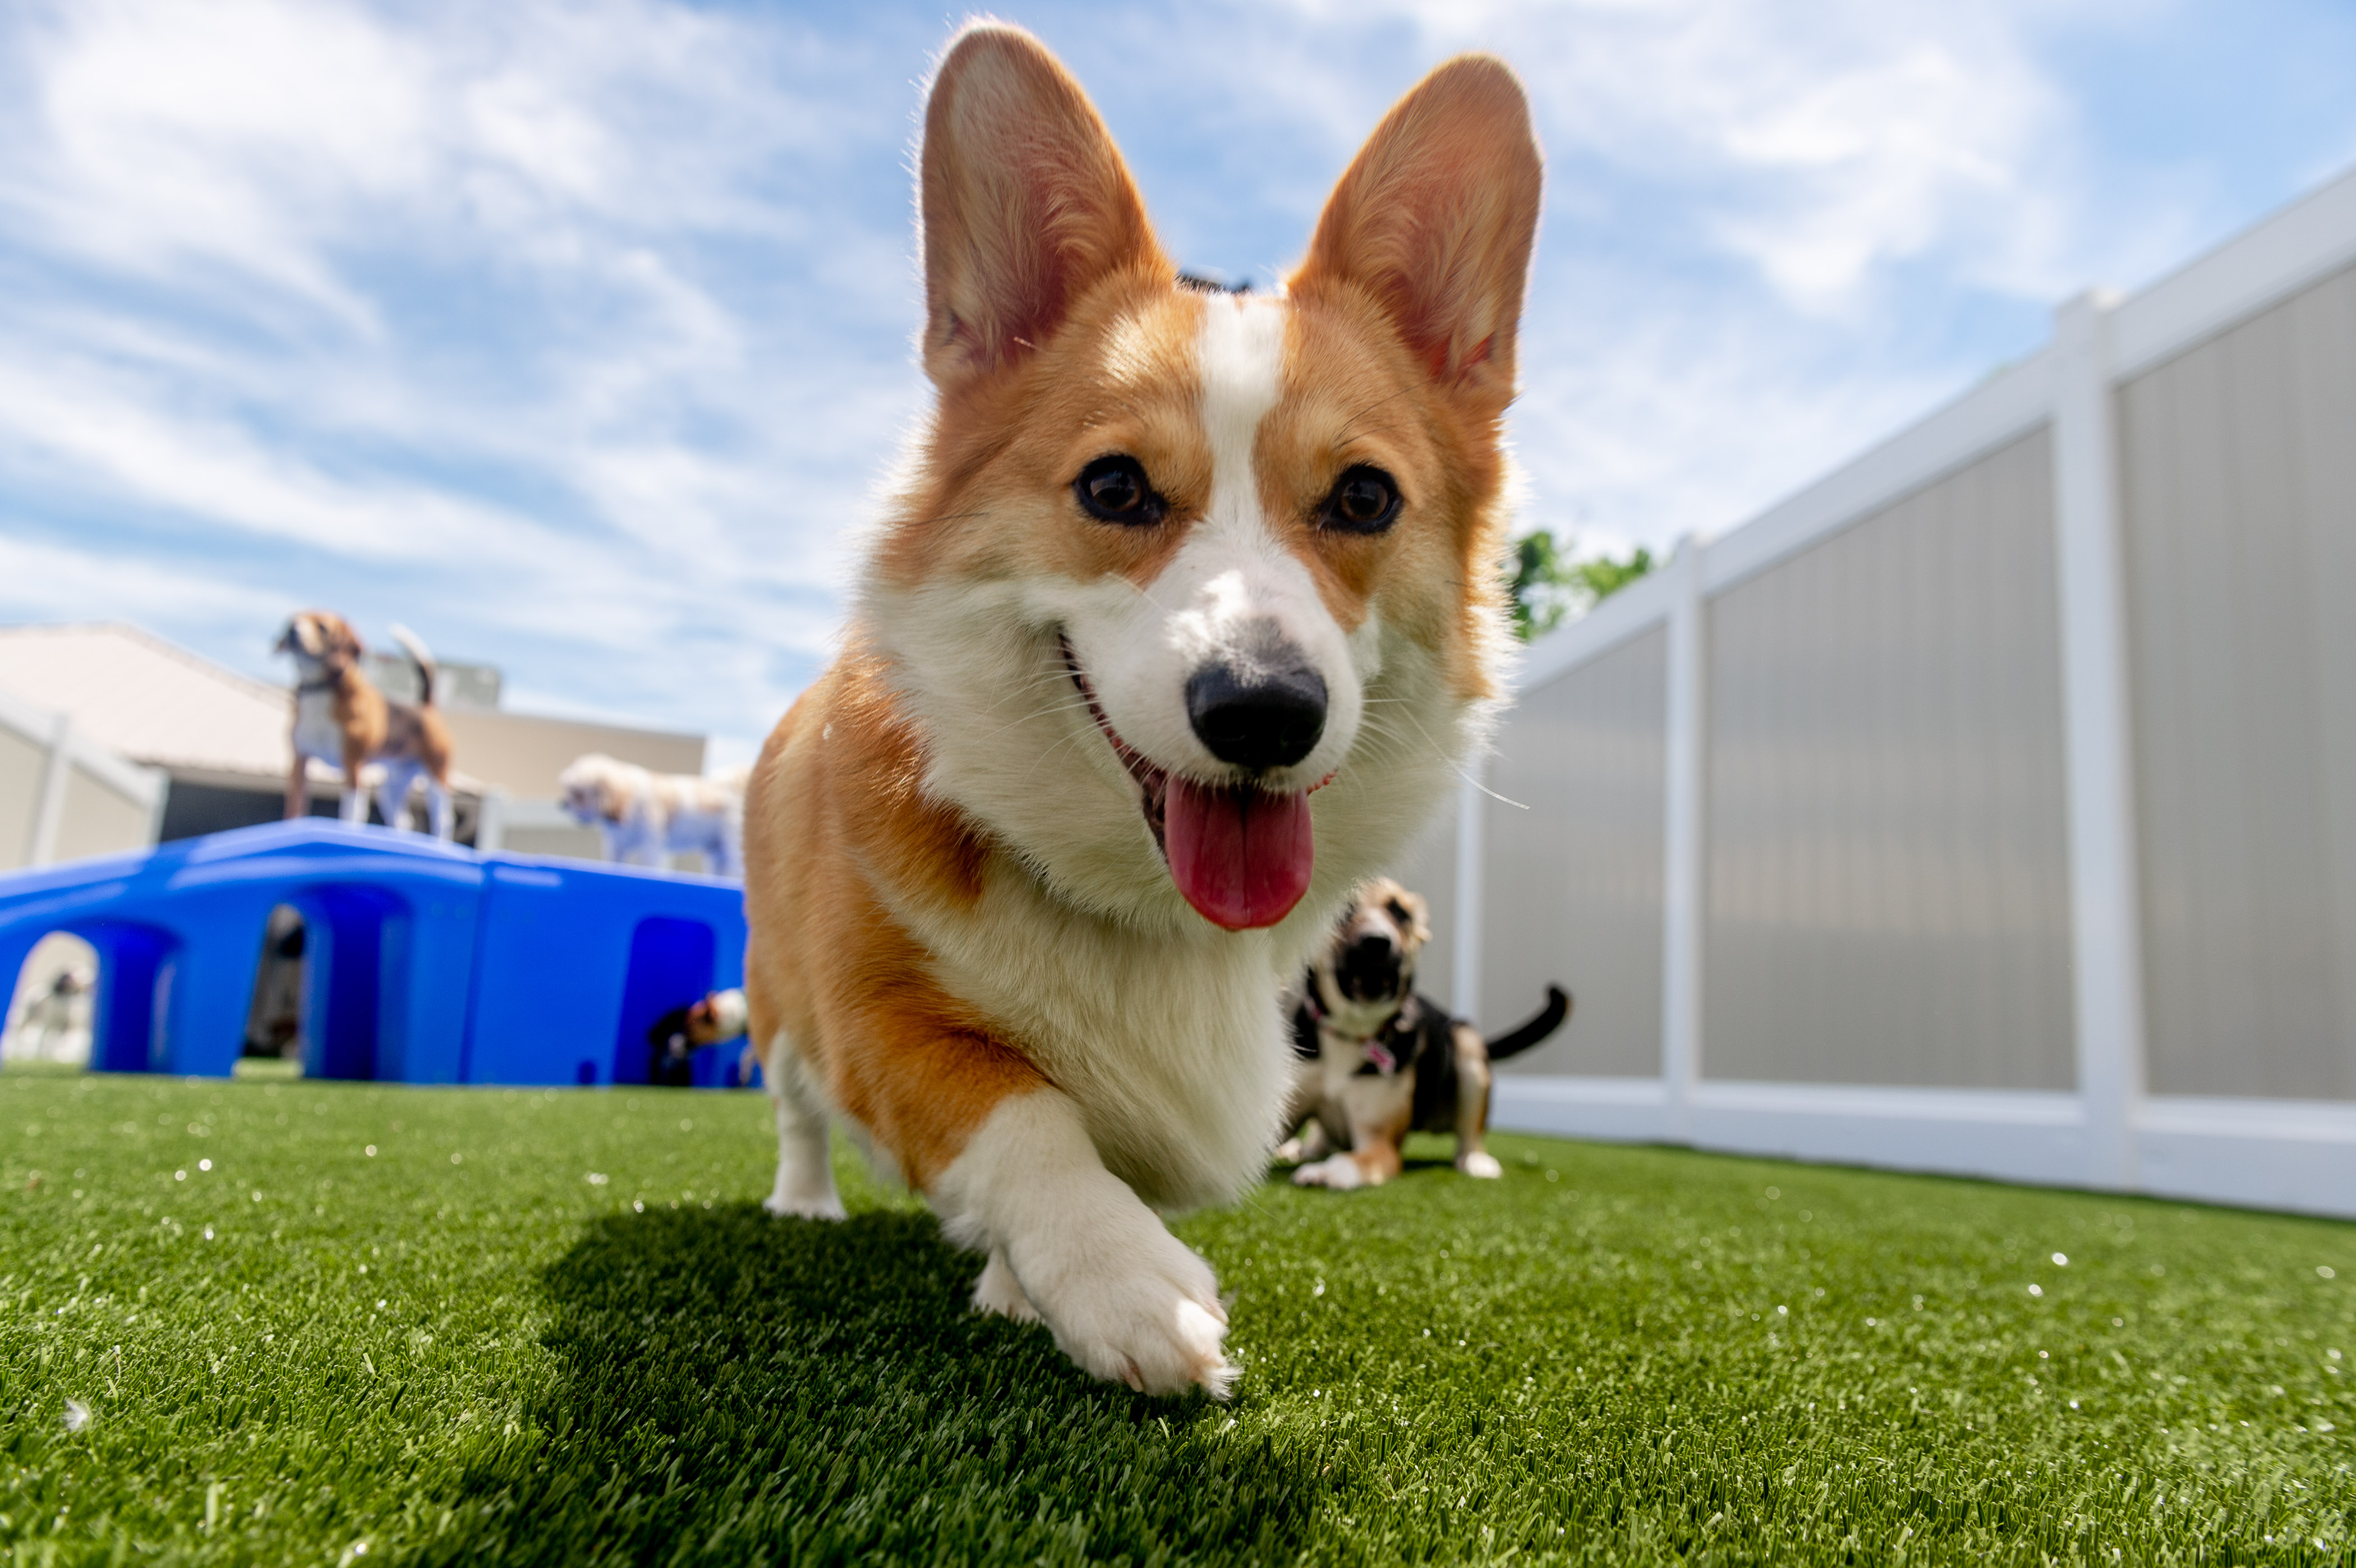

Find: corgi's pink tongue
1164;778;1313;931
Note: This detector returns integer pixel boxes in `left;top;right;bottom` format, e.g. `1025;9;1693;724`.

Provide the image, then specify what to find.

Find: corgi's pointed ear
919;24;1166;389
1292;57;1542;418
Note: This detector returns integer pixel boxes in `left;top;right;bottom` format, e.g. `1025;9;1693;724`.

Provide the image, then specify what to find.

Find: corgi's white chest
906;884;1291;1212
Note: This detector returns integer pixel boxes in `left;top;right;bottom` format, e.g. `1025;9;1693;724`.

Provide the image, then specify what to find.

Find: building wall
1485;626;1669;1078
500;822;613;863
1702;430;2077;1089
2120;261;2356;1100
0;725;40;865
440;709;707;800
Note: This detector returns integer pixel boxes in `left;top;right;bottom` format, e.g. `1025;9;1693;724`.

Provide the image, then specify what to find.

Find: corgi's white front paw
1292;1154;1364;1190
1457;1150;1504;1179
972;1248;1041;1323
1273;1136;1306;1164
1021;1216;1233;1397
937;1091;1234;1398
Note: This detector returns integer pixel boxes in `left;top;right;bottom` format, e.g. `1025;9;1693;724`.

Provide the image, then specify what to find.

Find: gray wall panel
1705;429;2076;1088
1484;627;1668;1077
2122;261;2356;1099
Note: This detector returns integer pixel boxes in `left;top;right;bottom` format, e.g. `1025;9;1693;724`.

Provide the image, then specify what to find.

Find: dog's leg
971;1247;1041;1323
1294;1087;1409;1190
1452;1026;1503;1178
1292;1141;1398;1189
1274;1118;1331;1166
933;1089;1231;1398
425;779;453;842
761;1031;845;1221
1271;1061;1326;1164
284;754;309;821
339;786;367;825
375;765;412;833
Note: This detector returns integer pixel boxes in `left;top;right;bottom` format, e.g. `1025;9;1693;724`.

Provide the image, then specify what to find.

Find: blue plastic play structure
0;820;752;1088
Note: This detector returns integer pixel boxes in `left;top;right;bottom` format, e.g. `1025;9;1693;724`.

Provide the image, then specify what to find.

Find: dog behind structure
275;610;457;839
1281;877;1570;1188
558;755;749;878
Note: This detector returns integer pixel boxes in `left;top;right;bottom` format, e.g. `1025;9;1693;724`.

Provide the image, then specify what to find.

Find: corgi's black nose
1187;655;1327;771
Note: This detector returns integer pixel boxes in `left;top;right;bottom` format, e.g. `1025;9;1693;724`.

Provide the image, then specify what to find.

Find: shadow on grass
415;1203;1317;1567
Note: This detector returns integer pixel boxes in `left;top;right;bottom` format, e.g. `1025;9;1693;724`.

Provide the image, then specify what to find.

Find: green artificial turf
3;1067;2354;1565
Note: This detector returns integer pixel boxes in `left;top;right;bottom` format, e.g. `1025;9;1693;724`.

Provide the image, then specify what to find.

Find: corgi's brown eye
1074;454;1166;525
1319;465;1401;534
1386;898;1411;926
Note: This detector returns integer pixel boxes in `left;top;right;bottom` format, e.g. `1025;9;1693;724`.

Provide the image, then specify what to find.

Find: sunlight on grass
3;1072;2352;1563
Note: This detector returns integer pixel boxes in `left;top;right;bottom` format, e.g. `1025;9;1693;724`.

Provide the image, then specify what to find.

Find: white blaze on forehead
1158;294;1309;671
1197;294;1285;513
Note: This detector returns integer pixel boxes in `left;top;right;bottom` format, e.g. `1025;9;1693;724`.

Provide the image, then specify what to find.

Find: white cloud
0;0;924;754
1267;0;2096;309
0;529;291;630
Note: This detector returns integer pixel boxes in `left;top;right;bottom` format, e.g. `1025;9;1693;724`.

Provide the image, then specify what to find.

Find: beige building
0;622;708;870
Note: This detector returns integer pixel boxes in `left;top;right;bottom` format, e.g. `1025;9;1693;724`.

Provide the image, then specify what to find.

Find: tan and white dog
276;610;457;839
1279;877;1569;1189
558;755;750;878
740;24;1540;1398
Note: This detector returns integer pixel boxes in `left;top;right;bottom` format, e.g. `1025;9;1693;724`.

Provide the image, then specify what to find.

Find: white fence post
475;788;509;854
2052;291;2147;1190
1451;771;1486;1024
25;712;72;868
1659;540;1706;1143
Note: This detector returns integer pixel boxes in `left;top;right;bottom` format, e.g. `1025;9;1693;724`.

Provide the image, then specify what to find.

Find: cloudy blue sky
1;0;2350;763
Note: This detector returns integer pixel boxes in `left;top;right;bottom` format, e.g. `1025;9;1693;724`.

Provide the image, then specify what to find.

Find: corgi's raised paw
1023;1212;1234;1397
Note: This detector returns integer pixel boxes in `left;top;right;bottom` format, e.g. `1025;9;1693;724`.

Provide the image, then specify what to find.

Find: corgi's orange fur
742;22;1540;1396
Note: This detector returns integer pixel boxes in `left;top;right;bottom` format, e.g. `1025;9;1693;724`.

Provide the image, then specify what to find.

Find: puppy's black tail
1484;985;1571;1061
389;623;437;707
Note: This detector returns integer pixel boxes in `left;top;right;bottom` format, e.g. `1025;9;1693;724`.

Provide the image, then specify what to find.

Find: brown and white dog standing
276;610;457;839
740;24;1540;1397
1278;877;1570;1189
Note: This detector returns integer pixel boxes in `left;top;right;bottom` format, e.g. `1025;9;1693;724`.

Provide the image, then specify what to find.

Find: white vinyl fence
0;683;165;873
1411;164;2356;1220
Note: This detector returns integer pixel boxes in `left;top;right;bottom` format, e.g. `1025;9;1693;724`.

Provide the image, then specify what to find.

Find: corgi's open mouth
1061;635;1314;931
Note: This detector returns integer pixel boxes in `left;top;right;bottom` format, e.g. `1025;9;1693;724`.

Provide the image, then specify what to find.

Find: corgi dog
741;23;1540;1397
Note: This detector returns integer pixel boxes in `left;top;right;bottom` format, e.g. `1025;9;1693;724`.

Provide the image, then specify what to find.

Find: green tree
1504;530;1655;641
